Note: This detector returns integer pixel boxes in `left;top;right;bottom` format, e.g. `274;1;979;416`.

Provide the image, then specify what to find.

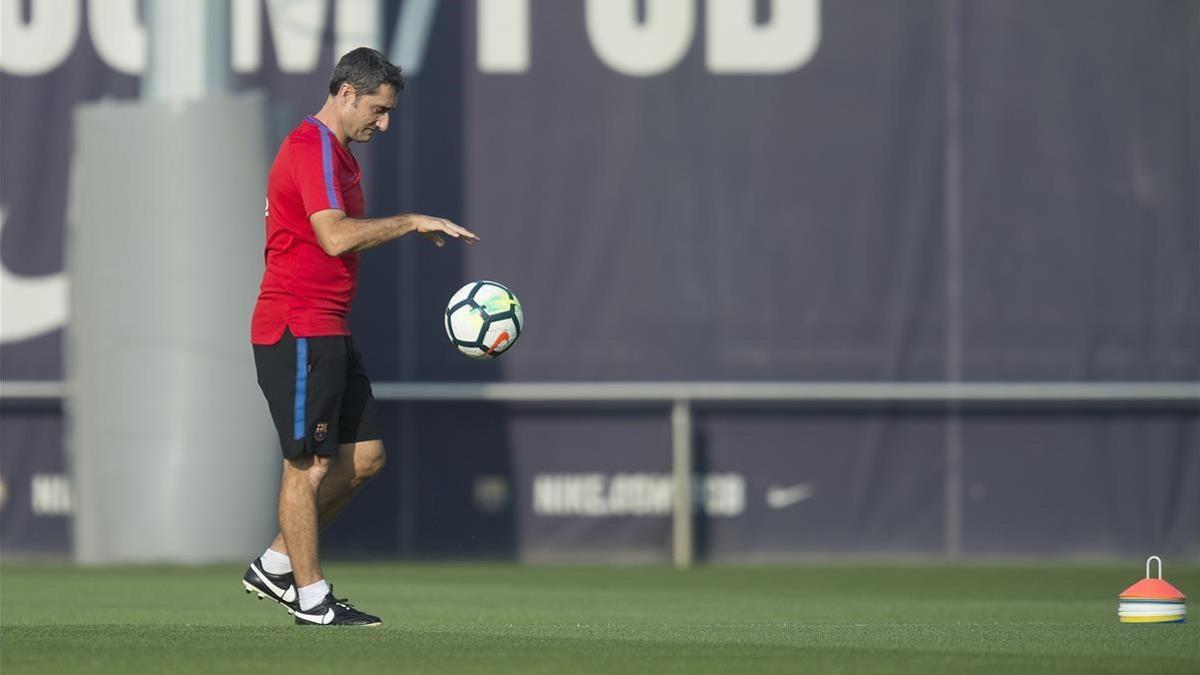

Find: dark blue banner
2;0;1197;560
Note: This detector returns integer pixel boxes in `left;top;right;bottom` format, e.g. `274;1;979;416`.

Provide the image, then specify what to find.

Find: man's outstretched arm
309;209;479;256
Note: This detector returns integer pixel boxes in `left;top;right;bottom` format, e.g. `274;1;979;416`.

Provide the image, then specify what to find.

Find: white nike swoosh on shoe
295;608;335;624
251;563;292;599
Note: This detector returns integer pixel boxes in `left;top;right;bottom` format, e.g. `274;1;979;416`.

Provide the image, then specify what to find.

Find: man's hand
308;210;479;255
412;215;479;248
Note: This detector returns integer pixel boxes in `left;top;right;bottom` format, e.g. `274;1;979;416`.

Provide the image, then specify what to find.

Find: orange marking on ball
486;331;511;355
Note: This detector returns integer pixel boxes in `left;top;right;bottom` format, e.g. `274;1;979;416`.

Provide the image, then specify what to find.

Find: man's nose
376;112;390;132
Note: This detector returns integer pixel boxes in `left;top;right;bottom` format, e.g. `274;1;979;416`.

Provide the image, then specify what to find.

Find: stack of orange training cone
1118;556;1186;624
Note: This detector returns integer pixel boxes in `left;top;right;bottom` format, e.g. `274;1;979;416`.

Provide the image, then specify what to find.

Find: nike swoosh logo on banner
295;608;335;624
766;483;816;509
0;205;69;344
251;564;290;598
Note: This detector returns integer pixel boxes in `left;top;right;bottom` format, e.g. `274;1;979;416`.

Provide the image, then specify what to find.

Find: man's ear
339;83;356;104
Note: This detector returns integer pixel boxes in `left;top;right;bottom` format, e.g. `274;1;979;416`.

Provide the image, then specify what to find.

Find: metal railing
8;379;1197;403
4;379;1198;567
372;381;1199;567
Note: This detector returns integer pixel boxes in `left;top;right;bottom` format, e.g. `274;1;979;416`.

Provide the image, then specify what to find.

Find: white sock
298;579;331;612
260;548;292;575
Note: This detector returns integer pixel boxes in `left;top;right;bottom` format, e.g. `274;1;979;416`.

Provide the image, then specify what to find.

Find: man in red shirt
243;48;477;627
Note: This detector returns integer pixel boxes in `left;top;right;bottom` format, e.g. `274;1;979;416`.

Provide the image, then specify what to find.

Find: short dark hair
328;47;406;96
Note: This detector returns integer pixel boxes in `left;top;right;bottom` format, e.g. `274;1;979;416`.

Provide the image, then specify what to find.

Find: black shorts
253;329;381;459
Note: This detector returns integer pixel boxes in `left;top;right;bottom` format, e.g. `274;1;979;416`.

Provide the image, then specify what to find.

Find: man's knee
353;442;386;486
364;443;386;478
284;453;333;489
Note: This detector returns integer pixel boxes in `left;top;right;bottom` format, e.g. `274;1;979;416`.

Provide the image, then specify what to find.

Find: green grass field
2;562;1197;674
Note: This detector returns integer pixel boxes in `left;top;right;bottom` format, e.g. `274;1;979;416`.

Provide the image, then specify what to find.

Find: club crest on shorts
313;422;328;442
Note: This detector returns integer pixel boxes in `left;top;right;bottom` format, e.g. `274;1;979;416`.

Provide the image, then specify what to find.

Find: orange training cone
1118;556;1186;624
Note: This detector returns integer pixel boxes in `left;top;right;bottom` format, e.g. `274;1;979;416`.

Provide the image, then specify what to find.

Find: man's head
328;47;406;143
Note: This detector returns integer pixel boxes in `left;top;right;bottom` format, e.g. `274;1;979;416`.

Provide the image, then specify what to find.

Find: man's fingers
435;218;480;241
418;216;478;244
451;224;480;242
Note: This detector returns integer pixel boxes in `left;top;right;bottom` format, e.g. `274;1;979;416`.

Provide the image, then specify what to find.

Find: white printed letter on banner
586;0;695;77
0;0;79;75
707;0;820;74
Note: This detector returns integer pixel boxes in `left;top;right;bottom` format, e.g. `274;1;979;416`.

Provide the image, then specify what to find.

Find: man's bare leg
268;440;386;559
277;453;332;588
272;443;383;625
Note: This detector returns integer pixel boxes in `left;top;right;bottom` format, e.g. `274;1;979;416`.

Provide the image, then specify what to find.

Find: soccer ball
444;280;523;359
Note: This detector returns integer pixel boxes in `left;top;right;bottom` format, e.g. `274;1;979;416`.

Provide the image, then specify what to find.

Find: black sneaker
294;593;382;626
242;558;300;614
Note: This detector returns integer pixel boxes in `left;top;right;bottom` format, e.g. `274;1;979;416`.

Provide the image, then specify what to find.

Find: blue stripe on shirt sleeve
317;127;342;210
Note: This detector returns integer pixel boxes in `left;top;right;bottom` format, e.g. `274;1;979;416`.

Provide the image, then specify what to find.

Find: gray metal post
671;399;694;568
68;0;274;564
943;0;964;560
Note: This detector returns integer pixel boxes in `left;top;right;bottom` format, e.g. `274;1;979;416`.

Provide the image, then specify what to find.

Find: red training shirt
252;116;365;344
